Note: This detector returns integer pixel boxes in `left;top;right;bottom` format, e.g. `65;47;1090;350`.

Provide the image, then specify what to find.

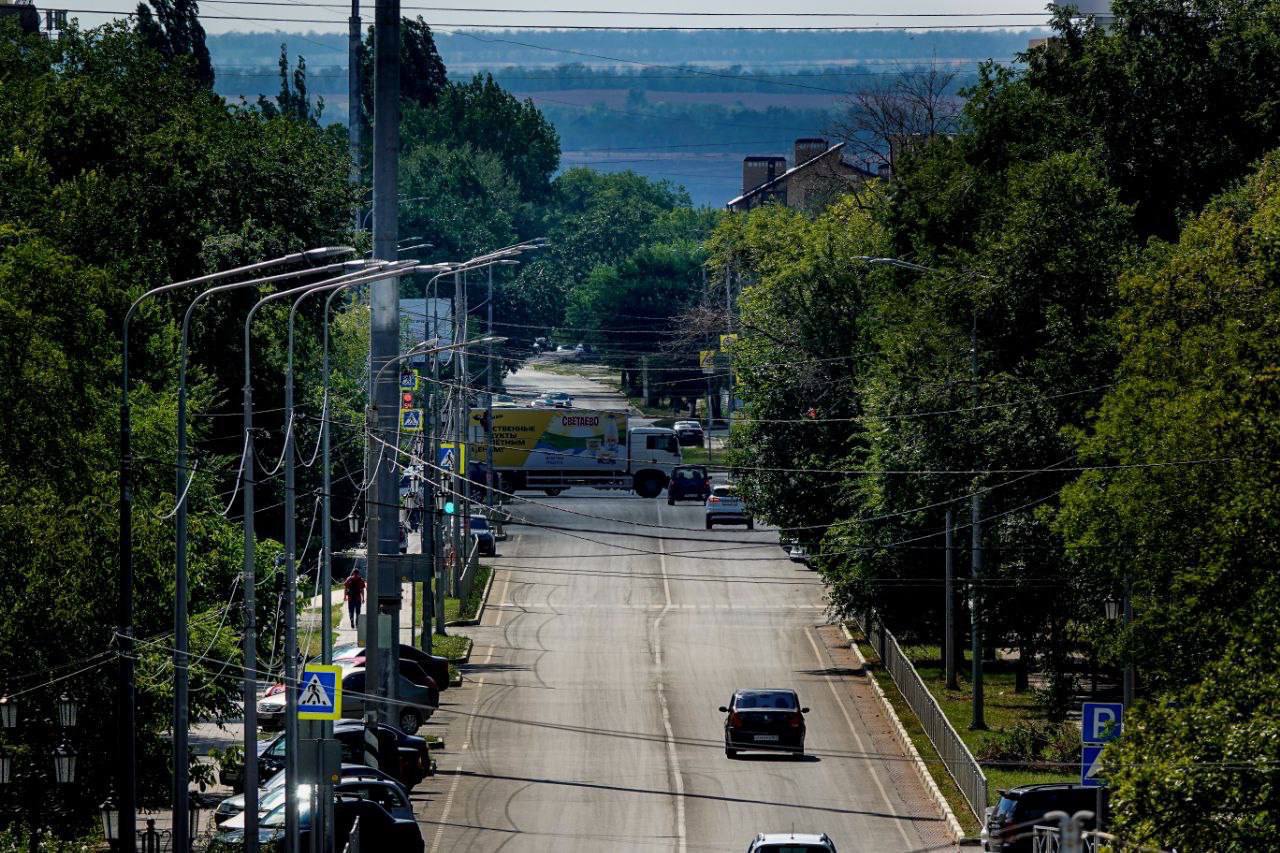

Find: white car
491;394;518;408
789;545;810;564
747;833;837;852
545;391;573;408
706;484;753;530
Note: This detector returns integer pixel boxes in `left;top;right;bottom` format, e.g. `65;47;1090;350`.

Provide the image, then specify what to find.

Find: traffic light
443;500;456;515
401;392;414;410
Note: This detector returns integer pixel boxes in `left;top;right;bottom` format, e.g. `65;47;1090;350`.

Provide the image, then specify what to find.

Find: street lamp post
239;262;418;853
119;246;352;845
172;257;378;853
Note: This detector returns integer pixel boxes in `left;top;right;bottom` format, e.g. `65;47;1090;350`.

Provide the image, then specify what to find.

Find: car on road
469;514;496;556
667;465;711;504
982;783;1106;852
720;688;808;757
746;833;838;852
706;484;753;530
544;391;573;407
789;545;810;565
672;419;704;446
491;393;518;408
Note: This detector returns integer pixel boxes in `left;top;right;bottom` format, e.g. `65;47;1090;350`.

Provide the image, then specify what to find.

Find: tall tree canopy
134;0;213;88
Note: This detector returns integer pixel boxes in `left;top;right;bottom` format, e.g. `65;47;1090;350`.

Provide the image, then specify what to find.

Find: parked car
706;484;753;530
779;535;798;553
667;465;711;504
215;764;407;826
257;658;439;731
332;643;450;692
207;790;424;853
672;419;705;447
720;688;808;757
469;514;496;556
789;545;810;565
746;833;837;852
252;724;420;791
219;776;413;831
491;393;518;408
339;668;437;734
982;783;1106;852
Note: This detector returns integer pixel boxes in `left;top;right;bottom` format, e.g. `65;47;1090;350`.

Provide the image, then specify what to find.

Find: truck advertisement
471;409;627;471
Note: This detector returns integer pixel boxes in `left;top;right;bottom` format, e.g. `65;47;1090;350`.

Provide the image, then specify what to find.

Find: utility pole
1123;572;1134;707
945;510;957;691
485;264;495;508
368;0;401;722
431;290;446;635
455;269;469;594
969;312;985;730
348;0;363;227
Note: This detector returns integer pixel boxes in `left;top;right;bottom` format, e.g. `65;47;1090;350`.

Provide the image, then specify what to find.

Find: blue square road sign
298;664;342;720
1080;744;1107;787
1082;702;1123;743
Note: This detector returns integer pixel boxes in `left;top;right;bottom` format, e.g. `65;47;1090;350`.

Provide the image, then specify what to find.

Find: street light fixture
52;741;76;784
1103;595;1121;621
100;793;119;845
56;692;77;729
0;694;15;729
0;748;11;785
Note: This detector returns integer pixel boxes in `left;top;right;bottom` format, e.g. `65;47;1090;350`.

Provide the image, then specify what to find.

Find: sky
53;0;1070;37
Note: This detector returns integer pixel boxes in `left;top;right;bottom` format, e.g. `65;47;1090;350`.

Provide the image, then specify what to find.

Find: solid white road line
804;626;914;850
652;503;688;853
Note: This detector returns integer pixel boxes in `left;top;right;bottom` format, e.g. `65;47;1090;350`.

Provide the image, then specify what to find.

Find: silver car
706;484;753;530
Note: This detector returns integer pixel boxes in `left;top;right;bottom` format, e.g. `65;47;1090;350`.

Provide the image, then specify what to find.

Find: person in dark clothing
343;568;366;629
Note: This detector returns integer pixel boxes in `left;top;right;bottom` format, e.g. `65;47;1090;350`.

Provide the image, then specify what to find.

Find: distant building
0;0;40;34
727;138;875;213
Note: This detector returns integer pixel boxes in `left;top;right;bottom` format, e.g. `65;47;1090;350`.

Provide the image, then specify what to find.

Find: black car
667;465;711;504
333;643;451;692
214;763;409;826
208;791;424;853
255;722;427;791
983;784;1107;852
469;514;496;556
720;689;808;758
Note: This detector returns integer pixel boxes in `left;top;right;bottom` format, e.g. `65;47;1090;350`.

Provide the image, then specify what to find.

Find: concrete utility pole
431;285;447;635
348;0;363;227
945;510;957;691
969;312;985;730
485;264;495;507
367;0;401;722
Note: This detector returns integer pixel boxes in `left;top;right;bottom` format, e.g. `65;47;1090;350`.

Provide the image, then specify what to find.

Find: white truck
470;407;681;498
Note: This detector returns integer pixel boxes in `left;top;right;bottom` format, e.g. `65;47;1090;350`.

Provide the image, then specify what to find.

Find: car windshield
675;469;704;480
737;691;798;709
996;795;1019;817
260;791;312;829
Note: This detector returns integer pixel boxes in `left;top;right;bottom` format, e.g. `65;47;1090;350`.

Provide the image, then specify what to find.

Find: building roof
727;142;874;208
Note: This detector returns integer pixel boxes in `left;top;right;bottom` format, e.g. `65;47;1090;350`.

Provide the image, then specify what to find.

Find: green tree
257;44;324;125
360;15;448;113
1058;150;1280;851
134;0;213;88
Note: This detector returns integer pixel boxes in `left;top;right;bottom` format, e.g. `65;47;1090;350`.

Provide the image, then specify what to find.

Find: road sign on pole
438;441;466;474
400;369;419;391
401;409;424;432
1082;702;1124;743
297;664;342;720
1080;744;1107;787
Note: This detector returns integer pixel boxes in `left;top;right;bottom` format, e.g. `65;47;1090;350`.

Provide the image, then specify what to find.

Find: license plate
754;735;779;742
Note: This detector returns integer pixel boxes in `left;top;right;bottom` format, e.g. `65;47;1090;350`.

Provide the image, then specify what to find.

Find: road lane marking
803;627;914;850
652;503;688;853
431;643;492;853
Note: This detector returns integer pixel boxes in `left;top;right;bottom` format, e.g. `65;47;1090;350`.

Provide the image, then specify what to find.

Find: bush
978;720;1078;770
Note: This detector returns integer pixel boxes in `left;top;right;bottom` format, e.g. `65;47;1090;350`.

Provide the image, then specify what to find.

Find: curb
842;623;967;843
449;636;475;666
445;564;496;628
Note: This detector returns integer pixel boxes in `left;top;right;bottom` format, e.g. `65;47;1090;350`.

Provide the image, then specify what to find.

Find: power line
181;0;1059;17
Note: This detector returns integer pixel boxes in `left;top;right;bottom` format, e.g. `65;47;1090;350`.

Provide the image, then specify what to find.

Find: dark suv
983;784;1107;852
667;465;711;504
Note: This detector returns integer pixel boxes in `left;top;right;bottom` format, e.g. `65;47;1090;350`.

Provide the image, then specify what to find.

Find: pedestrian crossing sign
400;369;420;391
438;442;466;474
298;664;342;720
401;409;424;433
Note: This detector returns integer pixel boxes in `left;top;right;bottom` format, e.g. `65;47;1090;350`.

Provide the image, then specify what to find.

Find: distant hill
211;28;1045;208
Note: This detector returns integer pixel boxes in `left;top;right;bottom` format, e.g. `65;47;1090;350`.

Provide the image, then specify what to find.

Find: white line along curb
842;623;966;842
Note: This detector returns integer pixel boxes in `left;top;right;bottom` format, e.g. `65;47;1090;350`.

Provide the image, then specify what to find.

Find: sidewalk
308;532;427;649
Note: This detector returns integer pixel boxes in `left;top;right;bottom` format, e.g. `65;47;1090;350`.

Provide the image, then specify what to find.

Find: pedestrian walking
343;568;366;629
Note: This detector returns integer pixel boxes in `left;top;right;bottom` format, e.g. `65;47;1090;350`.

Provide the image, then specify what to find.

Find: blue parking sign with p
298;664;342;720
1083;702;1123;743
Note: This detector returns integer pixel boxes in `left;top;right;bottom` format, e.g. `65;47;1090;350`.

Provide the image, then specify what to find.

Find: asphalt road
409;366;956;852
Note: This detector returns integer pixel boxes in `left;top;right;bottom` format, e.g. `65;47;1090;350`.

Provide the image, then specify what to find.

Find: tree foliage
134;0;213;88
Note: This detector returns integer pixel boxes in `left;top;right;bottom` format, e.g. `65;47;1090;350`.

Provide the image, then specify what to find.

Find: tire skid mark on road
803;625;915;850
651;502;688;853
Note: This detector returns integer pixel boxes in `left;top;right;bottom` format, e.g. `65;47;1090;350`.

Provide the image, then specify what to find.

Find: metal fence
857;610;989;820
1032;824;1121;853
457;538;480;602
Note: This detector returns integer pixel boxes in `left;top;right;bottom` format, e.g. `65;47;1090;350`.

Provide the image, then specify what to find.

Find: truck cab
628;427;682;497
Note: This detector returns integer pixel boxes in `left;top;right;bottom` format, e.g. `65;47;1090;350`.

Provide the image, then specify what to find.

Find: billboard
471;409;627;470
